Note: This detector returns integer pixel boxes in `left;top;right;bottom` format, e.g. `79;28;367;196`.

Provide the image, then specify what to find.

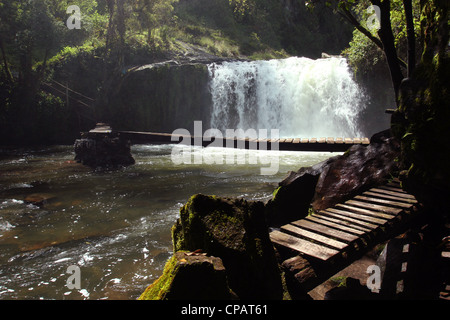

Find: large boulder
139;251;231;300
171;194;284;299
266;155;339;227
266;129;400;226
74;136;135;169
311;129;400;211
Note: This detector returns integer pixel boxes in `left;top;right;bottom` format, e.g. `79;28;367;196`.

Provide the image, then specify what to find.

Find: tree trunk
402;0;416;77
374;0;404;103
105;0;116;53
0;37;13;84
116;0;126;70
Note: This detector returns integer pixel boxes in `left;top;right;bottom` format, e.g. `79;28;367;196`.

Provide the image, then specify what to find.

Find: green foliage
343;28;384;76
175;0;352;58
342;0;421;77
229;0;256;21
390;1;450;209
0;0;355;145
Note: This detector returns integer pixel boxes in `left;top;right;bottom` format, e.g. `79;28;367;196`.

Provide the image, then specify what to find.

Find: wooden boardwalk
82;124;370;152
116;130;370;152
270;179;418;261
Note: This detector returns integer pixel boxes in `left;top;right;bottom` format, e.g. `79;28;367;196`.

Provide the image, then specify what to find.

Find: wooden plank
309;138;317;143
387;181;402;188
314;212;373;232
354;195;414;209
285;138;293;143
291;219;358;242
337;203;394;219
344;200;402;215
363;191;418;204
324;208;387;226
379;185;408;194
370;188;416;200
318;137;326;143
293;138;300;143
282;224;348;250
90;128;112;134
307;214;367;235
269;230;339;260
301;138;309;143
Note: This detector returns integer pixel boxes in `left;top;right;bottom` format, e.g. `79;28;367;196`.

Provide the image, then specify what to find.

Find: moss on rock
171;194;283;299
139;251;231;300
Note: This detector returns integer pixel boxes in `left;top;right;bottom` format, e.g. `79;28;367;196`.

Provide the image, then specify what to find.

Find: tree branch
339;4;407;70
339;7;384;49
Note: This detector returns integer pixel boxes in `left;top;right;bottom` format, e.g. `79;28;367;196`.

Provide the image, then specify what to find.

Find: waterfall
208;57;366;138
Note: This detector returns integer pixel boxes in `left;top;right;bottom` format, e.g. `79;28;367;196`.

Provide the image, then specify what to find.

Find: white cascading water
208;56;366;138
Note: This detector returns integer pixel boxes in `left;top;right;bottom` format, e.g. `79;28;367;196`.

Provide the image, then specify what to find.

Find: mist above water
208;57;366;138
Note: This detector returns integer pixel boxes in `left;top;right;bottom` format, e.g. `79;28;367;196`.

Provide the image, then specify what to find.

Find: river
0;144;336;300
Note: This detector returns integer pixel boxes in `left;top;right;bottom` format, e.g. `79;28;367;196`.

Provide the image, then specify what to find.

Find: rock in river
24;193;56;207
139;251;232;300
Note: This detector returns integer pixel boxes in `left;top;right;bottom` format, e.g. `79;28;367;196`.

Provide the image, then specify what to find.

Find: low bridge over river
87;124;370;153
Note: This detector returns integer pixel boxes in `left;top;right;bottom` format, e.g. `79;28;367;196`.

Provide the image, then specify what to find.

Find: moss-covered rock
139;251;231;300
171;194;283;299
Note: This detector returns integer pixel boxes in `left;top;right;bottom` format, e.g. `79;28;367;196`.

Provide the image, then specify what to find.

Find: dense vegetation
392;0;449;218
0;0;354;145
0;0;446;155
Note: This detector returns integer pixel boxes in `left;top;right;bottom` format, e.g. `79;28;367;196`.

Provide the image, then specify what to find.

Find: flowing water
209;57;366;138
0;145;336;300
0;56;366;300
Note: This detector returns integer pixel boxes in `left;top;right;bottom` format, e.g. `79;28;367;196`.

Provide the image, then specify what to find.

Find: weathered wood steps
270;179;418;261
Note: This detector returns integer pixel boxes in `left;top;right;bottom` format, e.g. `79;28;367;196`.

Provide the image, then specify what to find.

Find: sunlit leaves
341;0;421;76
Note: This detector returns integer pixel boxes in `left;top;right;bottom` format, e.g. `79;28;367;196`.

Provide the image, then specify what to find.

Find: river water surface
0;144;335;300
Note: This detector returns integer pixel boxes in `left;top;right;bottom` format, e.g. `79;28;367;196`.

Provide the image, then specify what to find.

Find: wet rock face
266;155;339;227
267;130;400;225
311;129;400;211
74;136;135;169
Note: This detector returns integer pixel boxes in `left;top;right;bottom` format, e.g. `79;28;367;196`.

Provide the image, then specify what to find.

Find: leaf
402;132;413;139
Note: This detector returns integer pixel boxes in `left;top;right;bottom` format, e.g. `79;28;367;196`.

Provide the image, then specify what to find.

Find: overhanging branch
339;6;407;70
